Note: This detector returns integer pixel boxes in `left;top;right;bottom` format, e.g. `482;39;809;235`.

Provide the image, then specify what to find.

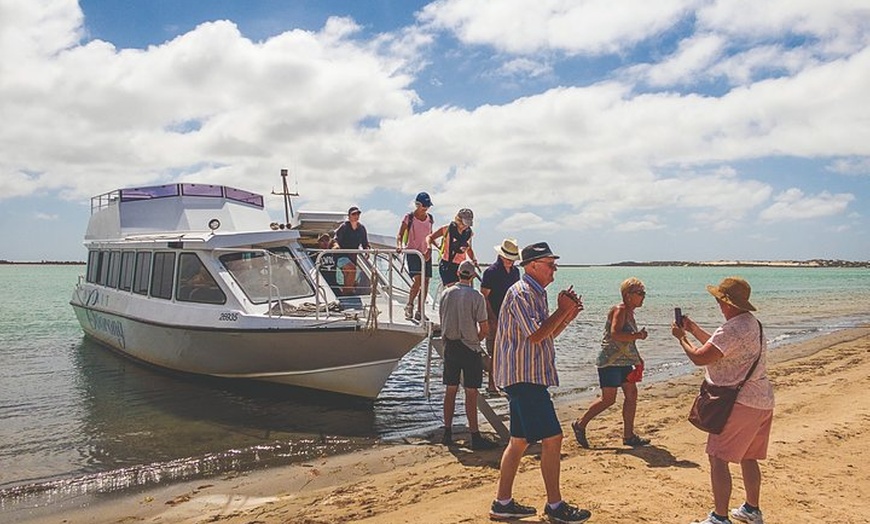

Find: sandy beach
15;327;870;524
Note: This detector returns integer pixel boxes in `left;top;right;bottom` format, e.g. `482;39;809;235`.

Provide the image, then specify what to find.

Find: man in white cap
439;260;499;450
480;238;521;393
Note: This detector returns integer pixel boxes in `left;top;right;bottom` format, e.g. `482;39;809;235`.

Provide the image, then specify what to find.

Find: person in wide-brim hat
481;238;521;393
494;238;520;261
706;276;757;312
671;274;773;524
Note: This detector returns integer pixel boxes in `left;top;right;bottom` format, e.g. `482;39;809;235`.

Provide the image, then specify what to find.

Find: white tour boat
69;176;432;398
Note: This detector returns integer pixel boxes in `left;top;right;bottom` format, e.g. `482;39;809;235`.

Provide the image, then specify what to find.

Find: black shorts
406;255;433;278
442;338;483;388
439;260;460;286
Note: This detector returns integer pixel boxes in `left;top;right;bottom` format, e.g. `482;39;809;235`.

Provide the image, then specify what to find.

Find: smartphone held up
674;307;683;327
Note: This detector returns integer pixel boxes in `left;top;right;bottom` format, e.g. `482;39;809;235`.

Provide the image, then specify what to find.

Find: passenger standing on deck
490;242;592;523
333;206;370;295
427;208;476;288
439;260;499;451
396;192;434;320
480;238;521;394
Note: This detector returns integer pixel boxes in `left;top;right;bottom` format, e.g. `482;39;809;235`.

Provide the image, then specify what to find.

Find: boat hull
71;304;425;398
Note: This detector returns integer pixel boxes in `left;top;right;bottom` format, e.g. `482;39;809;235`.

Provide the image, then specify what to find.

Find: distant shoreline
0;260;85;265
603;259;869;268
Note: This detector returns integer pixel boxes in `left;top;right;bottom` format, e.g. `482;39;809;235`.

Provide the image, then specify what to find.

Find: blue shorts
503;383;562;444
597;365;633;388
406;255;432;278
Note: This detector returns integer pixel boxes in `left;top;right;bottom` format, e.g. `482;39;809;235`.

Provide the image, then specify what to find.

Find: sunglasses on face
536;261;558;270
631;290;646;297
350;211;361;216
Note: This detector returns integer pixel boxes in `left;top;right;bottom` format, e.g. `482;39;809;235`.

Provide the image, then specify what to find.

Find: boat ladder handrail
310;248;428;327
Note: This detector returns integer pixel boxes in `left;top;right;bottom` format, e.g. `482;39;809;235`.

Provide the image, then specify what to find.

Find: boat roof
85;183;278;242
84;182;386;251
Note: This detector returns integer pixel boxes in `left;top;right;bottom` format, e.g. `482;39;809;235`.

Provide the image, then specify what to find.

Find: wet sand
14;327;870;523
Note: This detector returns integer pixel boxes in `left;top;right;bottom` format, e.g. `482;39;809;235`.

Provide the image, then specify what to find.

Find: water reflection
1;338;382;508
72;338;380;466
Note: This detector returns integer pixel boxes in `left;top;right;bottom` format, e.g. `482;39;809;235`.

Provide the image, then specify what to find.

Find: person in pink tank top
396;192;434;320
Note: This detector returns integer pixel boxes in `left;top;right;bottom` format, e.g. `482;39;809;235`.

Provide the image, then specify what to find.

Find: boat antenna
272;168;298;227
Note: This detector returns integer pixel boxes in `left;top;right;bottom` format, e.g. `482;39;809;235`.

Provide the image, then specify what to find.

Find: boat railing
90;184;265;215
90;190;121;214
311;248;427;325
214;246;425;327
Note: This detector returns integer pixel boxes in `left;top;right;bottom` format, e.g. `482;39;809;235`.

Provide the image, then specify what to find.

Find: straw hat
706;277;757;311
494;238;520;261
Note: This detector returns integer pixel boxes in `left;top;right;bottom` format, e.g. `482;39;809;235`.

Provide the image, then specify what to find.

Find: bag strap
736;320;763;390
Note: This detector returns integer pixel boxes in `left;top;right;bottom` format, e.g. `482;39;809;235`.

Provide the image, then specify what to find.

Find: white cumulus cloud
760;188;854;222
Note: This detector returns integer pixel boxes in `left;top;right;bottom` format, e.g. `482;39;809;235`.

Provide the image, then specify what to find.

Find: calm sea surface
1;264;869;513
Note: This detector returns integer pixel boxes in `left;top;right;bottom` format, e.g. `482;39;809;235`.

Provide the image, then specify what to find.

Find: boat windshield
220;248;314;304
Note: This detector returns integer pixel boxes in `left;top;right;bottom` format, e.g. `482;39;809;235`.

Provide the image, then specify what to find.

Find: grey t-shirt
439;282;488;353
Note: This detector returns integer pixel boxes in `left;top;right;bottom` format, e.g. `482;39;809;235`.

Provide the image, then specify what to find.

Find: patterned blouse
596;306;642;367
707;312;775;410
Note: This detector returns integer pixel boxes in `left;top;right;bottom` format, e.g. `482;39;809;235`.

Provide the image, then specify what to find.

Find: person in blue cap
396;192;434;320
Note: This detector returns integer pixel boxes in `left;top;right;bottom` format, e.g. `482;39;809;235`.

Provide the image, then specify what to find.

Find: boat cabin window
220;248;314;304
176;253;226;304
86;251;100;283
119;251;135;291
107;251;122;289
133;252;152;295
150;252;176;300
97;252;111;286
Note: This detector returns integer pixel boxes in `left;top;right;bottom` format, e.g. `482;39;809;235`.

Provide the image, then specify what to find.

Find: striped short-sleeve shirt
492;274;559;387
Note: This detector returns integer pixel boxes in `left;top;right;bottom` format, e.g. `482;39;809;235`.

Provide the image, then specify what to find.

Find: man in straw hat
671;277;774;524
489;242;592;523
480;238;521;394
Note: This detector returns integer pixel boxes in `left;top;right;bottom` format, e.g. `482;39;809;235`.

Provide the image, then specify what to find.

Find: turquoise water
1;264;868;513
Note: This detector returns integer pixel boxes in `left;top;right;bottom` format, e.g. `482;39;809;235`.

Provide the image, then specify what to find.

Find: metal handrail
310;248;427;324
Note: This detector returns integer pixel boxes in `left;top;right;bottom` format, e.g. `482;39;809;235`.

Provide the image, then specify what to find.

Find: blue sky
1;0;869;263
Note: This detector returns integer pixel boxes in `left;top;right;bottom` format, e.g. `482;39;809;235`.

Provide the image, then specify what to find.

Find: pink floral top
706;312;775;410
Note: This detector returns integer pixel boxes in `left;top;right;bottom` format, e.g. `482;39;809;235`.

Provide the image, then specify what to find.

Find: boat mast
273;168;299;227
